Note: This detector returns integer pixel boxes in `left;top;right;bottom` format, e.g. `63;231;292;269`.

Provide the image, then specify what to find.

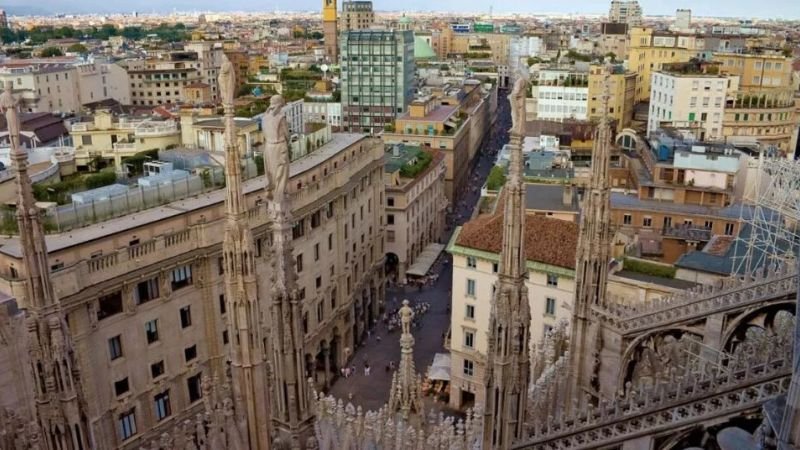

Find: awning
427;353;451;381
406;243;446;277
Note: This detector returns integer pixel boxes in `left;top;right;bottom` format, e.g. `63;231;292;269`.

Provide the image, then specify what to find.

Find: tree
40;47;64;57
67;43;88;53
605;52;617;62
486;165;507;191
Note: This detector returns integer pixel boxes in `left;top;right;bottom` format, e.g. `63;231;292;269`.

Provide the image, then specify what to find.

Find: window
492;262;499;273
704;220;714;229
154;391;171;421
386;214;395;225
187;373;202;403
171;265;192;290
145;319;159;343
466;279;476;297
387;230;395;242
465;304;475;320
387;197;395;207
114;377;130;396
311;211;321;228
180;306;192;328
296;254;304;273
684;219;693;226
184;345;197;362
464;330;475;349
222;330;229;344
725;223;735;235
118;409;136;441
463;359;474;377
643;217;652;227
135;277;159;304
97;291;123;320
545;297;556;316
81;135;92;146
314;243;320;261
546;274;558;287
328;233;333;250
219;294;226;314
663;216;673;229
466;256;476;269
292;220;305;239
108;335;123;360
217;256;225;275
151;360;165;378
688;112;696;121
623;214;632;225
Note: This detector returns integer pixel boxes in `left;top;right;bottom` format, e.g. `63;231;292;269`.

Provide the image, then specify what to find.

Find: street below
327;89;512;413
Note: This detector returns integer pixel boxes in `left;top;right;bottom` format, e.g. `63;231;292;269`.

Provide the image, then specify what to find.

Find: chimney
562;183;574;206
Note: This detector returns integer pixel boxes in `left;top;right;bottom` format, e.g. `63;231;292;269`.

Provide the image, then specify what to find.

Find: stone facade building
0;116;386;447
383;144;447;284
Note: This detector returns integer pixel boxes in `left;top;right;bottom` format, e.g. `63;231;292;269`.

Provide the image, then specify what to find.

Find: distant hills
3;5;54;16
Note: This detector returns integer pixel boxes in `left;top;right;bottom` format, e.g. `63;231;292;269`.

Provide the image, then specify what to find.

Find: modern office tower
608;0;643;25
340;30;415;134
341;1;374;32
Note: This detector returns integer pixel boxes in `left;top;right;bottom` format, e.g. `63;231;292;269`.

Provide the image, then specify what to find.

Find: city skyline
3;0;799;20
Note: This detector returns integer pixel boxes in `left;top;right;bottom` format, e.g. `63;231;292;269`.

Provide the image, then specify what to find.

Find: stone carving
262;95;290;202
509;73;528;137
312;387;483;450
387;300;423;419
0;82;21;139
219;57;236;106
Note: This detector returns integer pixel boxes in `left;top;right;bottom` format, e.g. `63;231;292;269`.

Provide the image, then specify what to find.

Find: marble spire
482;74;532;450
566;64;615;407
264;99;314;445
387;299;423;419
219;57;272;450
1;82;90;449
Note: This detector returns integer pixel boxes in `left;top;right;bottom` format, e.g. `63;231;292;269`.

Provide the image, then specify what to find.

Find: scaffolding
734;152;800;277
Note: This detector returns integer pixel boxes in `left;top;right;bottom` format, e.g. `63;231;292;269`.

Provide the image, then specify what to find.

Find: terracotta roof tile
456;192;579;269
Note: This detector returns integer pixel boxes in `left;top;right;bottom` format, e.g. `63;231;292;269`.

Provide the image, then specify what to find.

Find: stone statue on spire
509;71;529;137
219;57;236;106
262;95;290;202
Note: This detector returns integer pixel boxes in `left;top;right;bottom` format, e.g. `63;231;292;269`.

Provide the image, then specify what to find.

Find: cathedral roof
455;193;579;270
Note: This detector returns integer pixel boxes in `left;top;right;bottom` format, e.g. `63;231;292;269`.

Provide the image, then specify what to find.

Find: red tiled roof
456;193;579;270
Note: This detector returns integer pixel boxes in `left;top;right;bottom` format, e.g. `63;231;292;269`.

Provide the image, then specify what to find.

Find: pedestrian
340;367;345;378
364;363;370;376
376;335;381;343
351;365;356;376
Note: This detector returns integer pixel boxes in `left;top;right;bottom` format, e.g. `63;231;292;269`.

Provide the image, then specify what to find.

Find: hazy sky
11;0;800;19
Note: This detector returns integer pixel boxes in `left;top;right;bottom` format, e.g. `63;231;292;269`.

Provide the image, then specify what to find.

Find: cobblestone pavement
327;91;512;413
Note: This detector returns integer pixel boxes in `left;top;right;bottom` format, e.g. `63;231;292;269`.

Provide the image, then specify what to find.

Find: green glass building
340;30;415;134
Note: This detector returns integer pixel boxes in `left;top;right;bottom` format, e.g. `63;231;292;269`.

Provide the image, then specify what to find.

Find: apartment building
627;27;695;102
609;0;642;25
70;110;181;169
340;30;415;134
126;54;203;107
340;1;374;32
722;88;798;153
179;111;262;155
183;41;225;102
447;208;579;410
383;144;447;283
648;61;733;141
713;51;793;90
597;22;629;60
529;67;589;122
382;81;496;202
0;63;80;113
0;133;386;449
633;128;743;207
303;101;342;130
75;60;132;106
588;63;636;127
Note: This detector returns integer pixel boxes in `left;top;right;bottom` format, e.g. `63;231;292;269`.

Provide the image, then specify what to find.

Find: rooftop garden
400;150;433;178
623;257;677;279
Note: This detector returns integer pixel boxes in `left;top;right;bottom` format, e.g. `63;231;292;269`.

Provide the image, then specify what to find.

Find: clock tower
323;0;338;62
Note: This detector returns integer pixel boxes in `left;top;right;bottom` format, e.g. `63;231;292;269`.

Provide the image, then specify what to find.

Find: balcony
134;123;179;138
